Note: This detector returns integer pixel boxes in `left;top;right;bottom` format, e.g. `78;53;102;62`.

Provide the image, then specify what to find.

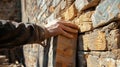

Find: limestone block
87;55;99;67
62;4;77;20
74;11;94;32
78;51;117;67
116;60;120;67
99;58;116;67
92;0;120;28
0;0;21;22
79;30;106;50
84;51;117;67
78;22;120;51
23;44;40;67
75;0;100;12
106;29;120;50
112;49;120;59
52;0;61;7
101;22;120;50
78;22;93;32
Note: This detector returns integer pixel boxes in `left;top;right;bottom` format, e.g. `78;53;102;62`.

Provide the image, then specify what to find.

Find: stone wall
0;0;21;22
22;0;120;67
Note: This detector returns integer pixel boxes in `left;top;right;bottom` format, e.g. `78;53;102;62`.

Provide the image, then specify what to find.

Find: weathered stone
61;4;77;20
86;52;117;67
92;0;120;28
23;44;40;67
75;0;100;12
78;21;120;51
74;11;94;32
106;29;120;50
52;0;61;7
99;58;116;67
87;55;99;67
101;22;120;50
78;22;93;32
116;60;120;67
0;0;21;22
79;11;94;22
112;49;120;59
60;0;66;10
79;30;106;50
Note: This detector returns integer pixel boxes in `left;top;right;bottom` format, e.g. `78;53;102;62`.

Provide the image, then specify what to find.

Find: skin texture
44;20;79;39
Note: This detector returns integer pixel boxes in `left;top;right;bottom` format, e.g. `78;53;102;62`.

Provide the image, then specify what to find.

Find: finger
60;29;74;38
58;21;79;29
60;24;78;33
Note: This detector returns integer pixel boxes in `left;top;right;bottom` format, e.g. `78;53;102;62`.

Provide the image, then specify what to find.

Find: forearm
0;20;45;48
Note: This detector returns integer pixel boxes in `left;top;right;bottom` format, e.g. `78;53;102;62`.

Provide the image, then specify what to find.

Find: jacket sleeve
0;20;45;48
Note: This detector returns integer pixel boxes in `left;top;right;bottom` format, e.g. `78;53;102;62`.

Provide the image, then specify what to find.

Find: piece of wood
55;35;77;67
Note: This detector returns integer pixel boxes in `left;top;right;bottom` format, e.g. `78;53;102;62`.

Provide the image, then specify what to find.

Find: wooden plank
55;35;77;67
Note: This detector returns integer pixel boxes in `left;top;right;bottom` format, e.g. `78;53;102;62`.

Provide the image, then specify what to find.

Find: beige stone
74;11;94;32
75;0;100;12
87;55;100;67
82;30;106;50
61;4;77;20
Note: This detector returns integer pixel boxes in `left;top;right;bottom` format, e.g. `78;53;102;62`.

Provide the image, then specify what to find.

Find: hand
44;20;79;39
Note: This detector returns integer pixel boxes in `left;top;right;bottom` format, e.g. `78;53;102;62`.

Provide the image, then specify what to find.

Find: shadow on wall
76;33;87;67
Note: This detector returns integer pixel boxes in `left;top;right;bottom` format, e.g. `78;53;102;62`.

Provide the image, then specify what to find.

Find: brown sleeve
0;20;45;48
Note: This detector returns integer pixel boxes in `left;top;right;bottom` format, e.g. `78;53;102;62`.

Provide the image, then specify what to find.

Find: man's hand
44;20;79;39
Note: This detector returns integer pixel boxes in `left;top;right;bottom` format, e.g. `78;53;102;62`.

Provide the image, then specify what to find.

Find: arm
0;20;45;48
0;20;79;48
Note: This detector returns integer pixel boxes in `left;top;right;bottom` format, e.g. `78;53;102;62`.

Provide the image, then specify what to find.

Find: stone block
78;30;106;51
112;49;120;59
106;29;120;50
0;0;21;22
75;11;94;31
84;51;118;67
78;22;120;51
74;11;94;32
61;4;77;20
92;0;120;28
116;60;120;67
23;44;40;67
99;58;116;67
75;0;100;12
87;55;99;67
101;22;120;50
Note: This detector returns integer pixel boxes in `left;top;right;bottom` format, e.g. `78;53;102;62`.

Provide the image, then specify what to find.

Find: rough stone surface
61;4;77;21
75;0;100;12
78;22;120;51
87;55;99;67
92;0;120;28
78;30;106;50
0;0;21;22
74;11;94;32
